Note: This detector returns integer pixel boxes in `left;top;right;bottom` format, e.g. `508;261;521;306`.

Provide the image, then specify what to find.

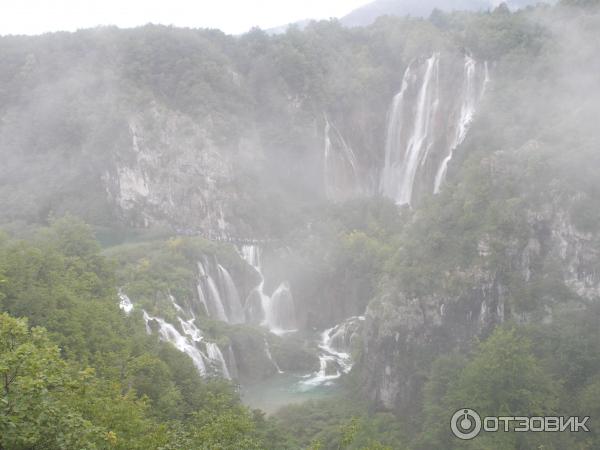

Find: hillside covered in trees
2;1;600;449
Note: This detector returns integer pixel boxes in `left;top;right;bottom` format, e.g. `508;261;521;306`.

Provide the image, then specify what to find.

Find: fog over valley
1;1;600;449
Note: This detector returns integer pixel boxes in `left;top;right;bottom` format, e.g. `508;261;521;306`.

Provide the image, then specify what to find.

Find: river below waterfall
240;371;342;414
241;320;360;414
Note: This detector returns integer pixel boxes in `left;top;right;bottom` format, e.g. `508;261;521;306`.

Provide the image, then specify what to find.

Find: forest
2;0;600;449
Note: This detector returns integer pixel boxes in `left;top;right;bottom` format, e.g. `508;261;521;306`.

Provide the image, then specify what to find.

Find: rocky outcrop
102;103;236;231
358;146;600;413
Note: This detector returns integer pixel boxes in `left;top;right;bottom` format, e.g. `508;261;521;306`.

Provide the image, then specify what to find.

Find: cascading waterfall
434;56;490;193
380;52;489;206
120;291;233;379
240;245;297;335
169;294;184;314
143;310;208;375
118;290;133;314
299;316;364;389
179;315;203;342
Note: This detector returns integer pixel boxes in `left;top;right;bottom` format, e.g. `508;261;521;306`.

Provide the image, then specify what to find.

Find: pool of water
240;372;341;414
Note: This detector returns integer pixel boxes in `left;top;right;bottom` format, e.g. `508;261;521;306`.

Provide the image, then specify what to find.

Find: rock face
358;147;600;412
102;104;235;231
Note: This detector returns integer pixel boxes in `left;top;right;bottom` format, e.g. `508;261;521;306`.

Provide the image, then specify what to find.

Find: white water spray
143;310;207;375
206;342;231;379
434;55;490;193
381;53;489;205
240;245;297;335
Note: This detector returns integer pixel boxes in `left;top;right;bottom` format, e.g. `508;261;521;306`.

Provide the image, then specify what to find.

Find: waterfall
381;53;440;206
143;310;207;375
299;316;364;390
169;294;184;314
197;260;229;323
240;245;269;325
434;55;490;193
217;264;245;324
121;290;236;380
179;316;203;342
323;115;361;200
240;245;297;335
118;290;133;314
196;258;247;325
205;275;229;322
323;315;364;356
226;345;239;380
264;338;283;373
206;342;231;379
263;282;297;334
380;52;489;205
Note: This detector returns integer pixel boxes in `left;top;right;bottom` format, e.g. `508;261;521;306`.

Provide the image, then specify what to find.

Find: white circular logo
451;408;482;440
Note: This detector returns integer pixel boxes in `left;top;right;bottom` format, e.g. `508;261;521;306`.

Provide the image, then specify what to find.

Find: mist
1;1;600;449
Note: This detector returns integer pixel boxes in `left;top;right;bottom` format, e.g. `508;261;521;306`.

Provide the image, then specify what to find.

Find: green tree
0;313;105;449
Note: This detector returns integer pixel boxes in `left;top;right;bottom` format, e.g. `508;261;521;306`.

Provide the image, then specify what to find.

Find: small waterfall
241;245;260;267
118;290;133;314
198;260;229;323
323;315;364;355
179;316;203;342
264;338;283;374
240;245;269;325
264;282;297;334
226;345;239;380
206;342;231;379
143;310;207;375
240;245;297;335
169;294;184;314
323;115;361;200
434;55;490;193
217;264;245;324
380;53;440;206
196;278;210;316
299;316;364;390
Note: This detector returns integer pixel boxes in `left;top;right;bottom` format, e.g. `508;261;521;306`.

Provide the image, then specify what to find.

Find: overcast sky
0;0;371;36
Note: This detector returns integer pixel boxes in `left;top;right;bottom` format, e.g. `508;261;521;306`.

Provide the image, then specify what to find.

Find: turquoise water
240;372;341;414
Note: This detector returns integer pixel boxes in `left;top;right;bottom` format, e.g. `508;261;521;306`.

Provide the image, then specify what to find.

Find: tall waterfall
380;53;440;206
434;57;490;193
240;245;297;335
380;53;489;205
323;115;362;200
